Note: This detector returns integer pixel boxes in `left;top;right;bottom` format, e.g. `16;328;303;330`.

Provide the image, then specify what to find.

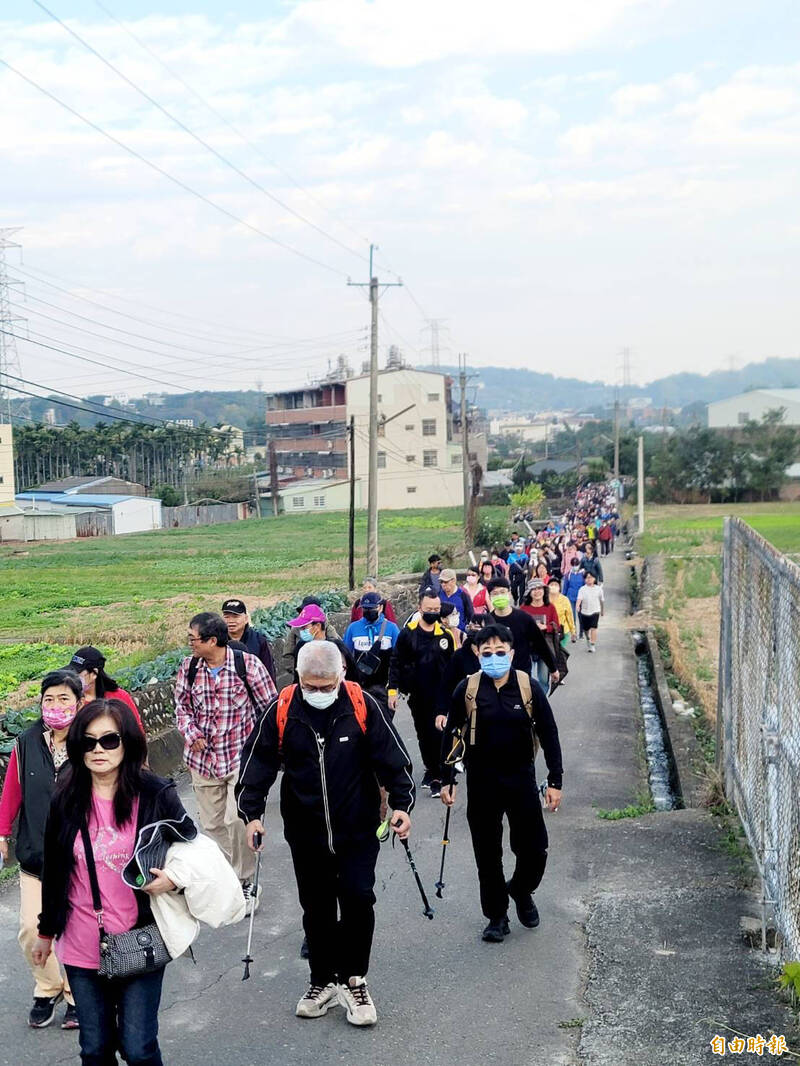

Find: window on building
378;394;383;402
407;485;417;494
406;455;416;463
377;422;385;437
313;496;326;508
737;411;750;424
292;496;305;508
423;450;438;468
404;423;414;431
427;392;440;402
422;418;437;436
377;451;386;469
451;453;461;466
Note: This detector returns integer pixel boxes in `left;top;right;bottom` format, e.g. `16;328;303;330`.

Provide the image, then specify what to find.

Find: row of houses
0;465;246;542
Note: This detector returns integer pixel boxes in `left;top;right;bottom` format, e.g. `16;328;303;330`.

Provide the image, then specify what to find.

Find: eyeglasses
187;635;208;645
81;732;122;753
479;650;508;658
301;681;339;693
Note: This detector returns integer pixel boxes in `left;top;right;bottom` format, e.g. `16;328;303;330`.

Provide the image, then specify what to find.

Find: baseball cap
361;592;382;608
221;599;247;615
440;568;457;582
287;604;327;628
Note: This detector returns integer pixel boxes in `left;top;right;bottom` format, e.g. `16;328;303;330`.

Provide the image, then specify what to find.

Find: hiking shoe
429;779;442;798
508;885;540;928
296;983;338;1019
589;645;596;654
338;977;377;1026
420;771;434;790
61;1004;80;1030
300;935;309;960
481;916;510;943
29;993;63;1029
241;879;261;915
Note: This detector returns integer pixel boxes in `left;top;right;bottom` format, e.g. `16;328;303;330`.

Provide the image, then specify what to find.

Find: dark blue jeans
64;965;165;1066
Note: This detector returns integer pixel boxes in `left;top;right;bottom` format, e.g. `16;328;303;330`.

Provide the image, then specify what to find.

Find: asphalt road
0;550;643;1066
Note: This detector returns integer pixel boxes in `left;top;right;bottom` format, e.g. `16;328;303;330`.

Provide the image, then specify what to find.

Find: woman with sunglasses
33;698;194;1066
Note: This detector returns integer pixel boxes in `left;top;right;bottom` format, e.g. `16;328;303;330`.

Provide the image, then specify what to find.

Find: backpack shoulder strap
343;680;368;734
276;684;298;751
464;671;482;746
187;656;200;687
233;648;258;710
516;670;540;758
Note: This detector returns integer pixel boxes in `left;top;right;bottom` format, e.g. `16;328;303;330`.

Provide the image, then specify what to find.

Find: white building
346;368;466;510
708;389;800;428
0;424;14;510
15;492;162;534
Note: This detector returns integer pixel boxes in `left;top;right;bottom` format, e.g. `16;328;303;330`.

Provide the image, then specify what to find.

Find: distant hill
423;357;800;414
12;357;800;429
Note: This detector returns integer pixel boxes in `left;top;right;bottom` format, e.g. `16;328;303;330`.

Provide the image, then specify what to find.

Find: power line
1;369;165;424
34;0;369;268
88;0;372;261
0;55;349;277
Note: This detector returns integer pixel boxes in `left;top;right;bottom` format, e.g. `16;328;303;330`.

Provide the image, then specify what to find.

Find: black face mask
421;610;441;624
363;607;381;623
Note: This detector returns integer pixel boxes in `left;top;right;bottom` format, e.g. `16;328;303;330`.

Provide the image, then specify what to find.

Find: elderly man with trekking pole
235;640;415;1027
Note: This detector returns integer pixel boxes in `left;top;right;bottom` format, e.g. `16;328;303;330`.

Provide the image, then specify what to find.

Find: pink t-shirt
56;795;140;970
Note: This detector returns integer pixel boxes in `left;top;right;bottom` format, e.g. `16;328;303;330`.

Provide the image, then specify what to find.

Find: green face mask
491;594;510;611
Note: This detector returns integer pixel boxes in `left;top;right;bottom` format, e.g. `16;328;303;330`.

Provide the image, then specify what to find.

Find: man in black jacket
486;577;559;682
221;599;277;682
236;641;414;1028
441;624;563;943
387;588;456;797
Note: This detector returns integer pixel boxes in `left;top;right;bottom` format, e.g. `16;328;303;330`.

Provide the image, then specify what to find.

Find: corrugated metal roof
16;492;160;506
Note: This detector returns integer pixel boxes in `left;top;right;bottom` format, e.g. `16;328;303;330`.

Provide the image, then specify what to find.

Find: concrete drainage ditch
632;630;682;811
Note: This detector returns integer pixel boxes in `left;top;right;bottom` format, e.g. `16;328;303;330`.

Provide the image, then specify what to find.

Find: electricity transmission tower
0;228;27;422
422;318;448;368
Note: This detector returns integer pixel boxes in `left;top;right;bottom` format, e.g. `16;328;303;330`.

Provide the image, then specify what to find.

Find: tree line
12;421;239;495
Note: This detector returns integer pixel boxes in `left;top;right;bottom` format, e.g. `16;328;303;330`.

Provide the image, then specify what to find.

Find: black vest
15;720;62;877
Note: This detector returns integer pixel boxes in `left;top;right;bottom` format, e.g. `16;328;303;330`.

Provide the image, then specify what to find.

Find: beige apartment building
0;423;14;508
263;366;486;512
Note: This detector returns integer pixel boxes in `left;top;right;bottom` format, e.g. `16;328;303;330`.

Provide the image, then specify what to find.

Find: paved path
0;551;792;1065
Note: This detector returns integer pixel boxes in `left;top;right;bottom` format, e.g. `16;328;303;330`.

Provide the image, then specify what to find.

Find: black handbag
355;617;388;679
80;822;171;979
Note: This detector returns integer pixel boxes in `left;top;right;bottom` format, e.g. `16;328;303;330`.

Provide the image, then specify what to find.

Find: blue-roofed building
15;491;162;535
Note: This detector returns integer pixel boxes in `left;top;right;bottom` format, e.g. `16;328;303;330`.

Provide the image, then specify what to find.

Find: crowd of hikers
0;483;620;1061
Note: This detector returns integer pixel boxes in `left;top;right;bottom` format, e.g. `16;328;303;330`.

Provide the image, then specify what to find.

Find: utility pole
253;466;262;518
0;228;27;423
348;415;356;590
459;353;470;532
348;244;401;577
268;439;279;516
637;435;645;533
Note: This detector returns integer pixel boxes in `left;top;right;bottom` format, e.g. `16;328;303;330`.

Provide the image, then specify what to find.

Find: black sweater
442;671;563;789
39;772;192;940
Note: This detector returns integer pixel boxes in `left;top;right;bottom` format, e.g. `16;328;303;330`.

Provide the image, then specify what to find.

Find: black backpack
186;648;257;709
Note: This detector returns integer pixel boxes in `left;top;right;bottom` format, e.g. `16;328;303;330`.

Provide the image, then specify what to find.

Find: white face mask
302;687;339;710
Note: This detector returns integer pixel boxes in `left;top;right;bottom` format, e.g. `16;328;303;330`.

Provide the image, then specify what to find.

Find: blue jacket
562;571;585;603
343;617;400;655
439;587;474;631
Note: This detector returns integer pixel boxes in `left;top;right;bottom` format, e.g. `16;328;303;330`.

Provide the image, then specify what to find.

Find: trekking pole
242;832;262;981
434;805;451;899
399;837;434;920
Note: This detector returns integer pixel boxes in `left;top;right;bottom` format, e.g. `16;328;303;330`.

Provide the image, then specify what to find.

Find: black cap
221;599;247;615
68;646;106;672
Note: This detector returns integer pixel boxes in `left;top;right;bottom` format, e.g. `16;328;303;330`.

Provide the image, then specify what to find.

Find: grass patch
557;1018;585;1029
596;801;656;820
0;861;19;884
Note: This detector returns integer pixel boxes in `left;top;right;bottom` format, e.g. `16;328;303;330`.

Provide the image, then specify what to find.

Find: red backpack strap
276;684;298;751
343;681;368;734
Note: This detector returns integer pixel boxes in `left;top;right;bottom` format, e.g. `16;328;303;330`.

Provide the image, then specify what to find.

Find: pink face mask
466;574;478;584
42;705;78;731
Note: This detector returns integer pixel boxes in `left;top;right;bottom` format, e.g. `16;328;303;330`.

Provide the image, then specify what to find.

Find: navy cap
361;592;382;608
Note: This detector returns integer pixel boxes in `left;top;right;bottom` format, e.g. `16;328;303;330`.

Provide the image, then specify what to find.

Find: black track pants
466;768;548;921
408;693;442;777
288;838;380;985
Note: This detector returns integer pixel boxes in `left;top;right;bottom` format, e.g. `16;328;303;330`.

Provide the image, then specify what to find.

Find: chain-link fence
718;517;800;959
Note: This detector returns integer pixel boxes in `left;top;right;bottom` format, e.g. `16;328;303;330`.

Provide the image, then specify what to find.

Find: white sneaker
241;879;262;915
296;982;338;1018
589;645;596;653
338;977;377;1026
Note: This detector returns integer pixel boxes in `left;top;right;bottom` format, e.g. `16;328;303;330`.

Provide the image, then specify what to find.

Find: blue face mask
299;627;314;642
479;652;512;678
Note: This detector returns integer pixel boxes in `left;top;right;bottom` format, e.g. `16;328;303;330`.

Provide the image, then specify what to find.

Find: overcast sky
1;0;799;402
